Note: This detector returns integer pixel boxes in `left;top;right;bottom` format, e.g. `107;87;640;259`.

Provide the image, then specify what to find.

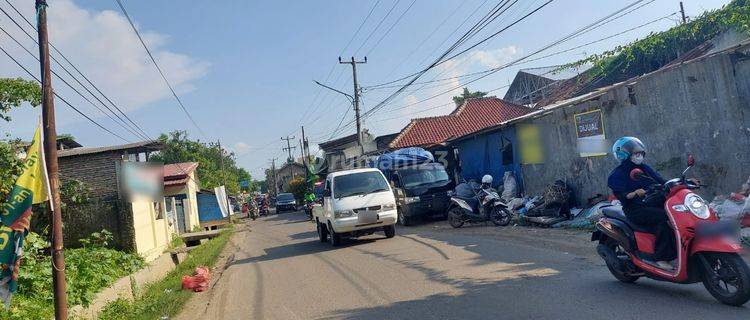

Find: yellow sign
518;124;543;164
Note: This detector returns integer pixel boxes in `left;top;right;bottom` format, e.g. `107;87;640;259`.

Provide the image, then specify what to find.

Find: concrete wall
519;46;750;205
131;199;171;262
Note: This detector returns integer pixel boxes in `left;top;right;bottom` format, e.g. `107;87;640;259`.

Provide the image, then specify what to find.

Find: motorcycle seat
601;206;653;233
454;195;479;210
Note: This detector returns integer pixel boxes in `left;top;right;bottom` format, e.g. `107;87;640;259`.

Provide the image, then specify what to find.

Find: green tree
287;177;306;202
0;78;41;122
1;78;42;199
149;131;252;195
452;87;487;107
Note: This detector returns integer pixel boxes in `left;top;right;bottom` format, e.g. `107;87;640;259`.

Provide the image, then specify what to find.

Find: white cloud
467;45;521;68
0;0;208;112
233;141;251;154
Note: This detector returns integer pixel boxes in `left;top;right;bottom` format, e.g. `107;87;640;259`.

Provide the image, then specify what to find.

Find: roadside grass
98;228;233;320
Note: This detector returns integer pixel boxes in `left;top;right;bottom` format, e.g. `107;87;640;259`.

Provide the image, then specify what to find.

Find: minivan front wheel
328;223;342;247
317;221;328;243
384;225;396;238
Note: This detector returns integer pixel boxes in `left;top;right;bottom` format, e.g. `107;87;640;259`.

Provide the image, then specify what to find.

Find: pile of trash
504;178;577;228
181;266;211;292
709;175;750;245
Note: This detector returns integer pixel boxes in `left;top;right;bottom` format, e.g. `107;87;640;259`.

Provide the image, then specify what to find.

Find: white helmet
481;174;493;184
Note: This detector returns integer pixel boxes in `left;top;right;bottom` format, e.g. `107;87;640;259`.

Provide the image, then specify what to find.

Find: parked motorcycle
592;155;750;306
447;181;511;228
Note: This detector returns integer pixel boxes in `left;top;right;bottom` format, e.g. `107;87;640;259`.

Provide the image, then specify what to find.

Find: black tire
700;252;750;306
317;221;328;243
491;208;511;226
448;207;464;228
397;208;411;226
603;239;639;283
328;223;342;247
384;225;396;238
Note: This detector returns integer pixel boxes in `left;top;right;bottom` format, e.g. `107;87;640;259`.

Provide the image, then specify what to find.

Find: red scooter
592;155;750;306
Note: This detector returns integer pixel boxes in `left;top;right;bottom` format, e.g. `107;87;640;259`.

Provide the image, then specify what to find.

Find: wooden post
37;1;68;319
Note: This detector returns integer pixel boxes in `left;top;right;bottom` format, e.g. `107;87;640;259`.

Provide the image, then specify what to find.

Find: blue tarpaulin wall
197;193;224;222
453;126;524;191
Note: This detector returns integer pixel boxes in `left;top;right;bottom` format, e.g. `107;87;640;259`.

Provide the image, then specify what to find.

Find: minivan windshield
276;193;294;202
333;171;389;199
399;163;450;188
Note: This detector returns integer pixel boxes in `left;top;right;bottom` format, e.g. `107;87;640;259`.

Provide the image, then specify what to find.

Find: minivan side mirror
323;189;331;197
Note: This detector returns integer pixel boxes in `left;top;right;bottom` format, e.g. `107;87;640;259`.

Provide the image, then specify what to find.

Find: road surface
178;211;749;319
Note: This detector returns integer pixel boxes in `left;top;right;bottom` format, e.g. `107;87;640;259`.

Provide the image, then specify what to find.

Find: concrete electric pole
281;136;296;163
339;56;367;147
679;2;687;24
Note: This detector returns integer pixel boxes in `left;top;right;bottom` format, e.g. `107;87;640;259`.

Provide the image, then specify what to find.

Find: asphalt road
178;211;750;320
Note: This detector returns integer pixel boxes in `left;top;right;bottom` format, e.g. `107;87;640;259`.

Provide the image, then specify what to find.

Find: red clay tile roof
389;97;532;149
163;162;199;187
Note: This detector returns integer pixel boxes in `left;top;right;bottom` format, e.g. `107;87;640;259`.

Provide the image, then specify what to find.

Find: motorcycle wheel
603;239;639;283
491;208;511;226
700;252;750;306
448;207;464;228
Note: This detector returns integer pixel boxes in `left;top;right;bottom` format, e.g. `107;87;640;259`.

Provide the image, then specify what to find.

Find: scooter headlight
684;193;710;219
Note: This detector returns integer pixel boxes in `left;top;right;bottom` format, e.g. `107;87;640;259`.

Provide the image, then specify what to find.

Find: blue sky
0;0;731;178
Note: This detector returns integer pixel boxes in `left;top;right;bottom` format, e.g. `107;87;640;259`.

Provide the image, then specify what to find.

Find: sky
0;0;732;178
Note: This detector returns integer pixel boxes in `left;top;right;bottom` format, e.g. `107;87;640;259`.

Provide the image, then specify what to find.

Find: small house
57;140;175;262
163;162;201;234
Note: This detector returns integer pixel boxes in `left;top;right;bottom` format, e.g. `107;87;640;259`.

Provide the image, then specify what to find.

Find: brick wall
56;151;136;251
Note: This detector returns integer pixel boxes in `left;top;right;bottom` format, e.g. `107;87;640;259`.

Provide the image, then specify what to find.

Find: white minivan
313;168;397;246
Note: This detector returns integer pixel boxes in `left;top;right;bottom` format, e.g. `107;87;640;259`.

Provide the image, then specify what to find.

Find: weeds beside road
98;228;233;320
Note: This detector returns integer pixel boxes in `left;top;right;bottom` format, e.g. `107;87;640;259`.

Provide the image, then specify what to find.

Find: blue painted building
448;125;524;191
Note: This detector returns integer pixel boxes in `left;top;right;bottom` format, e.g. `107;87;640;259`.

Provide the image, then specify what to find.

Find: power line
361;0;548;120
296;0;382;125
353;0;401;55
364;0;417;56
369;0;650;117
114;0;206;136
0;43;130;142
2;0;152;140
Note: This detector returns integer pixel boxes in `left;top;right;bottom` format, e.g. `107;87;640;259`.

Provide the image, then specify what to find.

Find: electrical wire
114;0;206;137
364;0;417;56
3;0;152;140
0;43;130;142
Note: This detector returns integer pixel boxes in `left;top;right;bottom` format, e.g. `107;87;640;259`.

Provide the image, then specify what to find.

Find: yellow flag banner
0;124;48;306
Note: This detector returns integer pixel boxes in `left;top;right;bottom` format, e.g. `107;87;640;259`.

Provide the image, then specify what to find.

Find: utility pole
37;1;68;319
679;2;687;24
269;158;278;195
281;135;296;163
339;56;367;148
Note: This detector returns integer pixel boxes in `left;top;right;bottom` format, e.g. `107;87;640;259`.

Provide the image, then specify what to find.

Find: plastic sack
717;194;747;221
501;171;518;202
181;266;210;292
508;198;525;210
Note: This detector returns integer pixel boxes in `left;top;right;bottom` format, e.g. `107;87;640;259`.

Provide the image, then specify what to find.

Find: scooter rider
477;175;495;217
607;137;675;269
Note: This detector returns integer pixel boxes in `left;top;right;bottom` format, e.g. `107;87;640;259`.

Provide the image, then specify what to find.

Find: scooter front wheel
491;208;511;226
700;252;750;306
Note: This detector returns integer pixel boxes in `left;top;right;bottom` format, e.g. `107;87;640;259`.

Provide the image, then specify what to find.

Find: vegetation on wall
570;0;750;82
149;130;252;194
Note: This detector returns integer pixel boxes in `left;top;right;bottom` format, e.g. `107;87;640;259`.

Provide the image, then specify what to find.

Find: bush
1;231;145;320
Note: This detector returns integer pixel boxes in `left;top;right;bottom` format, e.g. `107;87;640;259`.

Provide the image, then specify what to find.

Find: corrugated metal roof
58;140;163;157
